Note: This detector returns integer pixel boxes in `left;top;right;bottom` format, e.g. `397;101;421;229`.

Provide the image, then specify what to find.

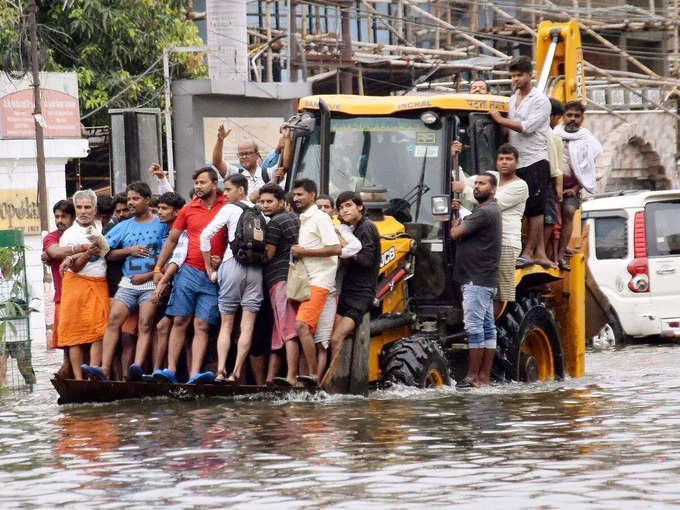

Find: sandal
515;256;532;268
214;369;228;383
558;258;571;271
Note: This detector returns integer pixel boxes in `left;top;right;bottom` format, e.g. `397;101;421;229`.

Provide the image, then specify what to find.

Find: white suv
582;190;680;345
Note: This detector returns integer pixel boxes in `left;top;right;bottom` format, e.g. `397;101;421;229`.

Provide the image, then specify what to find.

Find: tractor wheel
379;335;452;388
496;293;564;382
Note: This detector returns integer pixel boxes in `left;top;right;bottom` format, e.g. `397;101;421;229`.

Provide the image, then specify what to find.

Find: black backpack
229;202;268;265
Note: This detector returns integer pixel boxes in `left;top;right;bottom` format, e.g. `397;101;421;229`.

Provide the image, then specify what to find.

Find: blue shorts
114;286;153;313
165;265;220;325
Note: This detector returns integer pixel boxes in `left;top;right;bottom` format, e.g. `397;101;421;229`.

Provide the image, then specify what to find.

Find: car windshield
293;116;444;231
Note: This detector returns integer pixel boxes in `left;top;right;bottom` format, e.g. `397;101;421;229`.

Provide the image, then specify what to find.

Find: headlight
431;194;450;222
420;111;440;125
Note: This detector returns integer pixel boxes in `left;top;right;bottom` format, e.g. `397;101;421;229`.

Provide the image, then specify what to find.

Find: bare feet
533;256;557;269
215;369;227;382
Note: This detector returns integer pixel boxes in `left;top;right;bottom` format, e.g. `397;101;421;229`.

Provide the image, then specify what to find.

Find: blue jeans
462;283;497;349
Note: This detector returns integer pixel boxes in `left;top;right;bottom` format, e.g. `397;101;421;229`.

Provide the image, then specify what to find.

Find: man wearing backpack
200;173;266;383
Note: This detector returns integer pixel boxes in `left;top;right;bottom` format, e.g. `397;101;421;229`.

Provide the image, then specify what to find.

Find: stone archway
593;113;676;193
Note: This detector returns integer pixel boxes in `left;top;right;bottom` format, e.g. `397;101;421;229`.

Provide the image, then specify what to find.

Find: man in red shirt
42;200;82;376
152;167;226;383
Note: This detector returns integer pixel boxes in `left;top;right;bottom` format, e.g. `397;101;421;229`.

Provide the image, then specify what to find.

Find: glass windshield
293;116;444;230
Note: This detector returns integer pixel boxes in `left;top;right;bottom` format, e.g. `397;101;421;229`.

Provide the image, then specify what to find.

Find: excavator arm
535;19;586;104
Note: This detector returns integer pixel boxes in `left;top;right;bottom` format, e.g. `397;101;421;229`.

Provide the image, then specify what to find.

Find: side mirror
431;195;450;222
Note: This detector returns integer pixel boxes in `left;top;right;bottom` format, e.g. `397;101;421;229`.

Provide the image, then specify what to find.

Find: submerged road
1;342;680;508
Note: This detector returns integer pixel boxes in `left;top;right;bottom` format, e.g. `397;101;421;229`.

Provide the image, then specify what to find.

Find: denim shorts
462;283;497;349
217;257;263;315
165;265;220;325
114;286;153;313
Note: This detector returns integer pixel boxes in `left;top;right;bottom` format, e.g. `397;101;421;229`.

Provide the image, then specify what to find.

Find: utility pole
26;0;49;233
340;2;353;93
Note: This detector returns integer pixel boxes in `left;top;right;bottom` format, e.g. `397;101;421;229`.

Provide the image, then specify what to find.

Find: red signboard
0;88;81;139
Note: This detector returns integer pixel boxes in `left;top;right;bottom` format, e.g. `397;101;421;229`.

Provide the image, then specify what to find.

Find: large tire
496;293;564;382
379;335;452;388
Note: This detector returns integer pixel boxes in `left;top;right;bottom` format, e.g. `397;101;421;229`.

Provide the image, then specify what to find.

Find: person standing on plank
82;182;169;381
289;179;341;386
57;189;110;380
42;199;77;377
152;167;227;384
200;174;264;384
258;183;300;385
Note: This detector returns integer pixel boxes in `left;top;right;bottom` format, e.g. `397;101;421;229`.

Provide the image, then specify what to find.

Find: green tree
1;0;206;125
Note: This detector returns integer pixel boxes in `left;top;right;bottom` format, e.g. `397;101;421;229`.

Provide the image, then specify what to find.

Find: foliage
0;0;206;125
0;246;28;345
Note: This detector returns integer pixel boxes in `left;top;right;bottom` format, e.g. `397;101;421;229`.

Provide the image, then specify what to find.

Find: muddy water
2;343;680;508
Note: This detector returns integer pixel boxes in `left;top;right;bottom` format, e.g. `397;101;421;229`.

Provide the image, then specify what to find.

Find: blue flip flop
187;371;215;385
128;363;143;381
152;368;177;384
81;364;106;381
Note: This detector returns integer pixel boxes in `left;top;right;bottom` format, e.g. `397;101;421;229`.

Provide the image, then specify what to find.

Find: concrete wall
171;79;309;199
586;111;678;192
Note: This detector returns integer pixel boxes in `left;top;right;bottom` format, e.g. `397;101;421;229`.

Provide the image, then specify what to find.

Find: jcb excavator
283;20;589;393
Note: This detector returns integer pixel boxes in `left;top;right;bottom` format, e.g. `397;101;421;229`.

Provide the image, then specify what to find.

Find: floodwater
2;342;680;509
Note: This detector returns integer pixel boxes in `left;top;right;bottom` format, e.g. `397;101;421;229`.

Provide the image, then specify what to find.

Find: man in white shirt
489;55;555;269
200;173;264;384
290;178;341;385
57;189;110;380
212;125;269;202
553;101;603;270
452;144;529;306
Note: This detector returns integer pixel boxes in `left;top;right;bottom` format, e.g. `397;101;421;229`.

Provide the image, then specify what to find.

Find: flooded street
2;343;680;508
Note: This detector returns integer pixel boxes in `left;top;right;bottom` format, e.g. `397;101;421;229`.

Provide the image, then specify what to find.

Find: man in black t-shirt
450;172;502;387
259;183;300;384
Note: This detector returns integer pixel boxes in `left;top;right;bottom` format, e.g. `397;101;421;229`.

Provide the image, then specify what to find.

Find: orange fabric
57;272;110;347
50;303;60;349
121;312;138;336
296;286;330;333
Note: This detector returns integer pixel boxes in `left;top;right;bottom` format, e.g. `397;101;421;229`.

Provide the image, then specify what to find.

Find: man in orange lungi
58;189;110;380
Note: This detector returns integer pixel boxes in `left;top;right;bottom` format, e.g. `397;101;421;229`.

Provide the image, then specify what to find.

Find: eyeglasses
237;151;257;157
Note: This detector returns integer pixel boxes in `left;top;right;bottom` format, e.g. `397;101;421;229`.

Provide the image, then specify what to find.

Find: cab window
594;216;627;260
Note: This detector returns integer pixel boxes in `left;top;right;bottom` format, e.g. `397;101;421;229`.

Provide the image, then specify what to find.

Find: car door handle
656;267;677;275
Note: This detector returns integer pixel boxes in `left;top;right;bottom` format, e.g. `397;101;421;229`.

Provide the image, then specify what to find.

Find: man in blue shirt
82;182;169;381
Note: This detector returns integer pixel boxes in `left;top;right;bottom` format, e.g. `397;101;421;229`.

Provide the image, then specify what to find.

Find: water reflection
1;344;680;507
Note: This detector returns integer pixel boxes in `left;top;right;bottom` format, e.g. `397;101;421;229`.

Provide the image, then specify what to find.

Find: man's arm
45;243;87;261
148;164;173;193
212;124;231;178
488;111;524;133
106;245;150;262
65;244;100;274
449;218;468;241
155;228;183;276
291;245;341;258
200;206;230;276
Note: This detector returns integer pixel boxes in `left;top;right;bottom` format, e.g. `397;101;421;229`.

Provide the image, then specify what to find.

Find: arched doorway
596;119;675;193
